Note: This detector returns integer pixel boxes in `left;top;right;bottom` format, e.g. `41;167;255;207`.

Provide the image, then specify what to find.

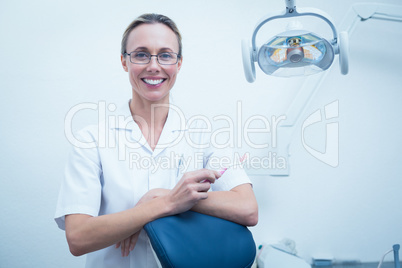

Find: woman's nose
146;56;161;72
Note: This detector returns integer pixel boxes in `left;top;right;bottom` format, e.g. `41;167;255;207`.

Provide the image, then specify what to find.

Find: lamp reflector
258;30;335;77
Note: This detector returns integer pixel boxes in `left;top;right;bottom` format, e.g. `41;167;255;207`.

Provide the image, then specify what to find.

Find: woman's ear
121;54;128;72
177;56;183;72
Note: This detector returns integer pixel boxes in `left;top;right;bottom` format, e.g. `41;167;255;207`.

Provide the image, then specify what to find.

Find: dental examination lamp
242;0;349;81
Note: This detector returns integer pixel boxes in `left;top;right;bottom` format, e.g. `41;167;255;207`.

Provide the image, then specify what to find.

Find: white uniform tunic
55;101;251;268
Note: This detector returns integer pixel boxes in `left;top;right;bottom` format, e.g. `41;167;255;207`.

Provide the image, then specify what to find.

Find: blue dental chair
144;211;256;268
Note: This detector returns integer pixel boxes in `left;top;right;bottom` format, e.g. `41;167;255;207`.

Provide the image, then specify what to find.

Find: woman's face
121;23;182;103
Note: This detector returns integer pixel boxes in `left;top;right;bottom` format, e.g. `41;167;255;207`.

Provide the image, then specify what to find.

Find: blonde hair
121;13;182;56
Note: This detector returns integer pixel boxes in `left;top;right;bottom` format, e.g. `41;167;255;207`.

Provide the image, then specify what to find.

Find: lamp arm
296;8;339;43
250;10;287;61
285;0;296;11
353;3;402;21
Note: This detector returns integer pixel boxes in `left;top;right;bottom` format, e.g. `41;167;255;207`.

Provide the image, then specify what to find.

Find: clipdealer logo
63;100;340;169
301;100;339;167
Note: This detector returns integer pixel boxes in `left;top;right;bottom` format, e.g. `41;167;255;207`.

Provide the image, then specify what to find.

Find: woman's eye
159;53;173;59
134;52;149;59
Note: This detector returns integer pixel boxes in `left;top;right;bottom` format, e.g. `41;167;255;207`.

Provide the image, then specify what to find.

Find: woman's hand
115;231;140;257
165;169;221;215
115;188;171;256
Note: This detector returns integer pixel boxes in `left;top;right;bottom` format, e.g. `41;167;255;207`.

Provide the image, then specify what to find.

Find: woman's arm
65;169;220;256
65;197;168;256
191;183;258;226
134;180;258;226
134;171;258;226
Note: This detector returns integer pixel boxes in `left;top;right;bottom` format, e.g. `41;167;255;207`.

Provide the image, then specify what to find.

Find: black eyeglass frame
124;51;181;65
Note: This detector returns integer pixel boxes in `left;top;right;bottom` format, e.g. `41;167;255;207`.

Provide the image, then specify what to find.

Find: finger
130;232;140;251
181;169;210;183
198;192;208;200
115;241;121;249
201;169;223;183
209;169;223;181
124;237;131;257
121;238;126;257
193;169;219;183
121;237;129;257
197;181;211;192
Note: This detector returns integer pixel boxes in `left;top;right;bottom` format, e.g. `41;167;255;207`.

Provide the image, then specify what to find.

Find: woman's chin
136;91;170;103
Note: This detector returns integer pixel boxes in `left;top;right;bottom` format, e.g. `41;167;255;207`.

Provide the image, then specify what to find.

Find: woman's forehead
126;23;179;52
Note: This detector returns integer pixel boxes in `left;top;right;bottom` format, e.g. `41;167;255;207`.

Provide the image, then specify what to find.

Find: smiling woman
121;22;182;108
54;13;258;268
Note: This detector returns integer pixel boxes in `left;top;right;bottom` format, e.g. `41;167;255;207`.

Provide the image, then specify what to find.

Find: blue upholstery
144;211;256;268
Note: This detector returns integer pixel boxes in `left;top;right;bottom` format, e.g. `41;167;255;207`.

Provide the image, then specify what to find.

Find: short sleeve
54;126;102;230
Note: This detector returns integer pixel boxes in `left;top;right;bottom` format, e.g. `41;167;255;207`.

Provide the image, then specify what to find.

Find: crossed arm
65;169;258;257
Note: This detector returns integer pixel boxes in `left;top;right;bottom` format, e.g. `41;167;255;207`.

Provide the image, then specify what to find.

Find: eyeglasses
125;51;181;65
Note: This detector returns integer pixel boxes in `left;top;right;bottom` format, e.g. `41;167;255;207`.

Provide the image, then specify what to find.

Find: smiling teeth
143;79;164;85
